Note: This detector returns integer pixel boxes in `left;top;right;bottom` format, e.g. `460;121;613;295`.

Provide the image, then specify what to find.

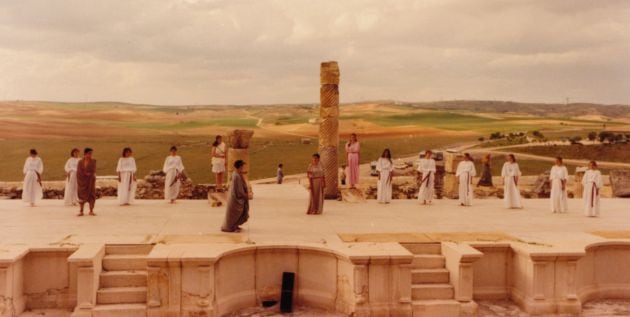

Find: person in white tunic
501;154;523;209
22;149;44;206
456;153;476;206
63;148;80;206
116;147;137;206
163;146;185;204
549;157;568;213
376;149;394;204
211;135;227;192
582;161;603;217
417;150;436;205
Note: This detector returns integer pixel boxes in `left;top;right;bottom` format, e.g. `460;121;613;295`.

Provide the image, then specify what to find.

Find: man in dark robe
221;160;249;232
77;148;97;216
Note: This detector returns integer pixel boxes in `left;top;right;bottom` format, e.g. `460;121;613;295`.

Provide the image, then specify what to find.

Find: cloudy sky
0;0;629;105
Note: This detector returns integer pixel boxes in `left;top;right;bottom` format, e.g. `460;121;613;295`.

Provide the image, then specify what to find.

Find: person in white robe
22;149;44;206
163;146;185;203
582;161;603;217
501;154;522;209
549;157;568;213
417;150;436;205
376;149;394;204
63;148;80;206
116;147;137;205
456;153;476;206
211;135;227;192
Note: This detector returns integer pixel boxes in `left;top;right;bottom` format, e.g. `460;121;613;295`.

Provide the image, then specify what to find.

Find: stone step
97;287;147;305
105;244;153;255
100;271;148;288
412;269;450;284
412;299;460;317
401;243;442;255
412;284;454;300
102;255;147;271
412;254;446;269
93;303;147;317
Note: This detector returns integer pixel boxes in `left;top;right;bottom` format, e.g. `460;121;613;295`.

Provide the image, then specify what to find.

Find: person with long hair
345;133;360;189
417;150;436;205
549;157;568;213
582;160;603;217
77;148;97;216
222;160;250;232
456;153;476;206
63;148;80;206
307;153;325;214
22;149;43;207
163;146;185;204
211;135;227;192
116;147;137;206
376;149;394;203
501;154;522;209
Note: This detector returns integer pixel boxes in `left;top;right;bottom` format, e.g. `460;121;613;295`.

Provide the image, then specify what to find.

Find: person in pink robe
345;133;360;189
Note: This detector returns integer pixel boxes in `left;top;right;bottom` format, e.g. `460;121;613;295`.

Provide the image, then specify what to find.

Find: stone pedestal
574;167;587;199
227;130;254;199
442;152;463;199
319;61;340;199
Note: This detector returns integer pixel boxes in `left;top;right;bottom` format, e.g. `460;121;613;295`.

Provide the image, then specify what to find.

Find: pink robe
346;141;360;187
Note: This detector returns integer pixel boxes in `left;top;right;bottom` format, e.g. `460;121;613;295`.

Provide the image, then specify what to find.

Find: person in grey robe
221;160;250;232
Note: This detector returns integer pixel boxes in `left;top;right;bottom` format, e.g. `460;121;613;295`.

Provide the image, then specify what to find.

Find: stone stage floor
0;184;628;249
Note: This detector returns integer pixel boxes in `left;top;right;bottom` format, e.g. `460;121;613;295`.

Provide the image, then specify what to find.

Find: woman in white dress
116;147;137;206
549;157;568;213
163;146;185;203
456;153;476;206
63;148;80;206
376;149;394;204
211;135;227;192
22;149;44;206
501;154;522;209
417;150;436;205
582;160;603;217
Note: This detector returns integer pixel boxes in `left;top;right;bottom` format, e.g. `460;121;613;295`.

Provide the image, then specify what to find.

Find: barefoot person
63;148;80;206
456;153;476;206
501;154;522;209
549;157;568;213
163;146;185;204
222;160;250;232
307;153;325;214
376;149;394;204
116;147;137;206
582;160;603;217
211;135;227;192
345;133;360;189
22;149;44;207
417;150;436;205
77;148;97;216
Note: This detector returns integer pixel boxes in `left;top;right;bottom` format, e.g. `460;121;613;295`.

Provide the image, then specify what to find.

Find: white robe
501;162;522;208
22;157;43;204
376;158;393;203
456;161;476;206
417;158;436;203
549;165;568;213
582;169;603;217
116;157;137;205
63;157;79;206
163;155;185;201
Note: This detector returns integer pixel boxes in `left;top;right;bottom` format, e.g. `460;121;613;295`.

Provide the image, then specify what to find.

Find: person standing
582;160;603;217
22;149;44;206
63;148;80;206
456;153;476;206
222;160;250;232
77;148;97;216
116;147;137;206
163;146;185;204
307;153;325;215
376;149;394;204
477;154;493;187
501;154;522;209
345;133;360;189
211;135;227;192
417;150;436;205
276;163;284;184
549;157;568;213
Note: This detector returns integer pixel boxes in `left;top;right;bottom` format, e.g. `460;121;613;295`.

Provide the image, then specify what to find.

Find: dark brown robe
222;171;249;232
77;158;97;203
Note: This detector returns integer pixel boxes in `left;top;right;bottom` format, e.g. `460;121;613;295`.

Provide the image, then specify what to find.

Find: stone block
610;169;630;197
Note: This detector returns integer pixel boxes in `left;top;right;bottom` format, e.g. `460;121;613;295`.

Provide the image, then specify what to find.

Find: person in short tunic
116;147;137;206
456;153;476;206
222;160;250;232
163;146;185;203
307;153;325;214
501;154;522;209
211;135;227;191
549;157;569;213
77;148;97;216
22;149;44;206
376;149;394;204
417;150;436;205
63;148;80;206
345;133;360;188
477;154;493;187
582;160;603;217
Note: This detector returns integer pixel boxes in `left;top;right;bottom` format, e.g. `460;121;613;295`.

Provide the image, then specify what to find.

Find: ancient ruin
319;61;340;199
227;129;255;199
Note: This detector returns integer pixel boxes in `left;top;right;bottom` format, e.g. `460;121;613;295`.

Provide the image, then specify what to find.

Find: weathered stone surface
228;129;255;149
320;61;340;85
531;170;551;198
318;61;340;200
610;169;630;197
318;118;339;148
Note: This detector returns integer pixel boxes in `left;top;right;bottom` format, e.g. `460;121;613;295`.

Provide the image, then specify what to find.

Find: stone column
227;129;254;199
442;152;463;199
574;167;586;199
319;61;340;199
